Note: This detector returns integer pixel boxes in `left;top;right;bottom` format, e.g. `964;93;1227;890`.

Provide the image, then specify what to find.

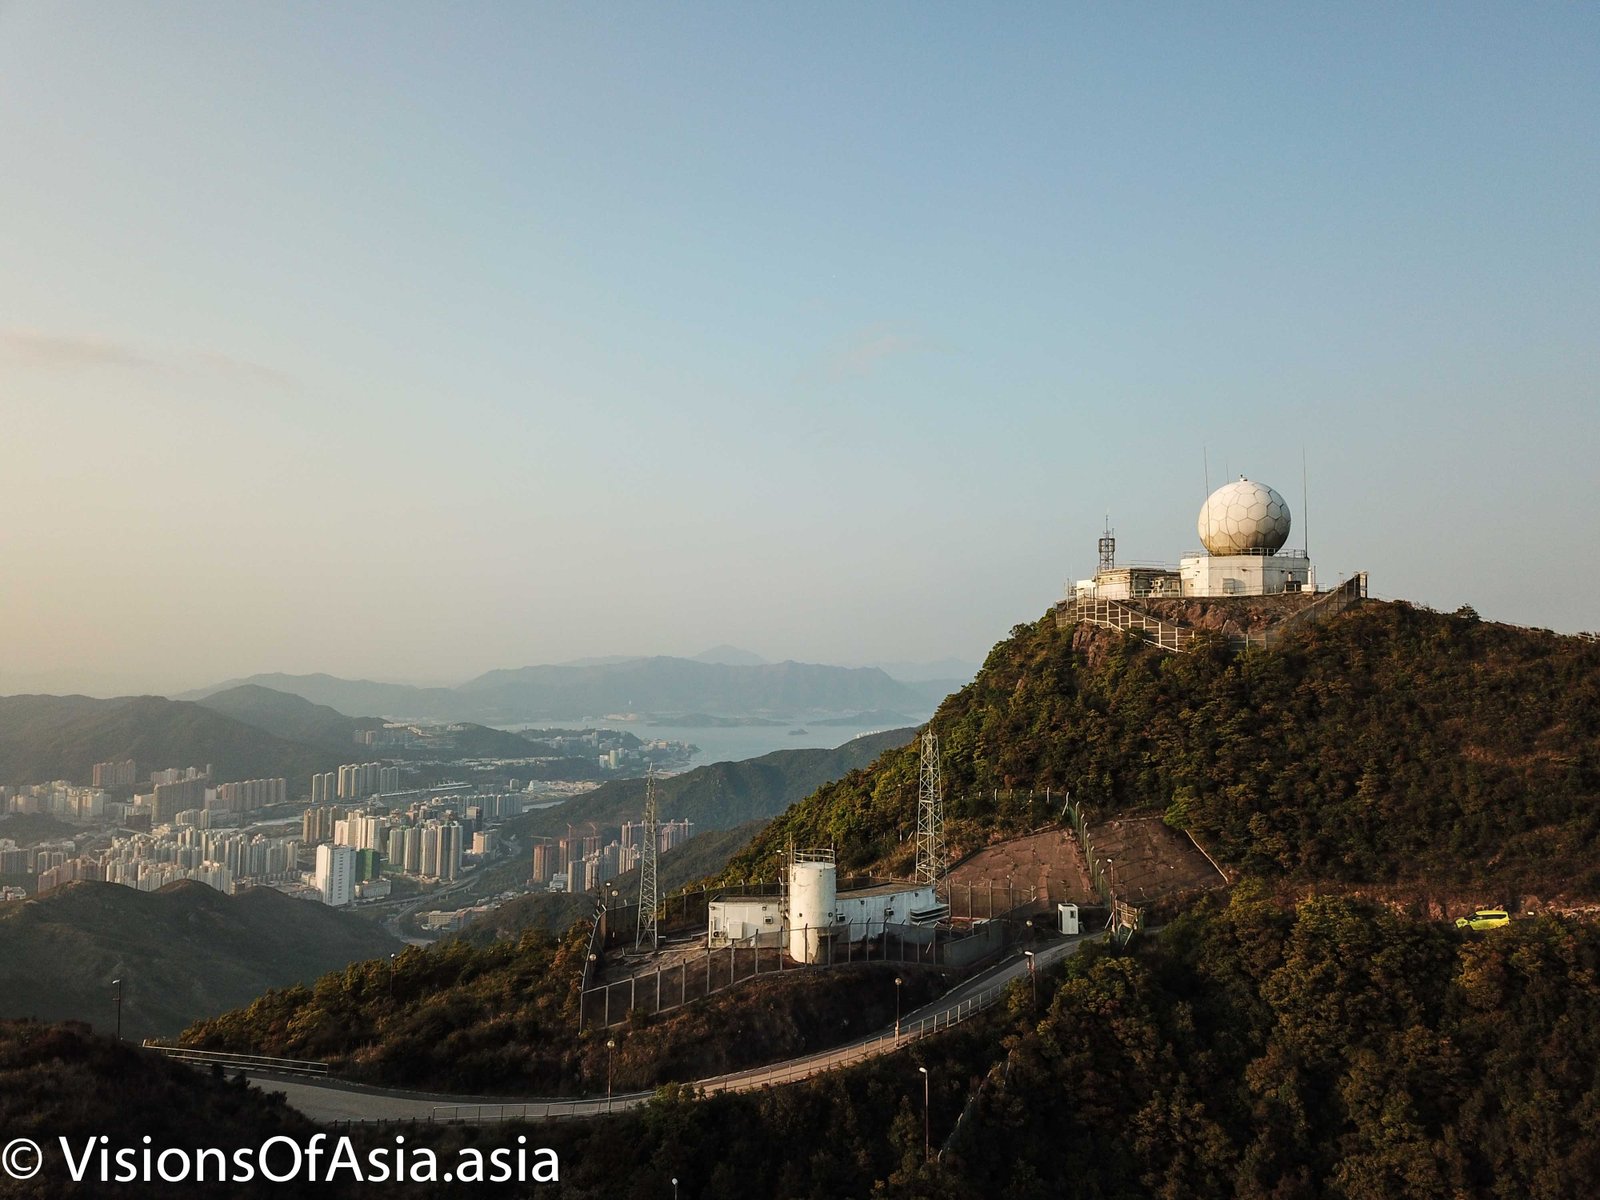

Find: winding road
236;933;1096;1125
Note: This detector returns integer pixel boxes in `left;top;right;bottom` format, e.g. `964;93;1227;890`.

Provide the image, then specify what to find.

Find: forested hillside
729;601;1600;898
0;881;399;1040
504;728;913;842
0;694;343;789
939;890;1600;1200
194;684;381;751
179;924;944;1095
14;891;1600;1199
524;895;1600;1200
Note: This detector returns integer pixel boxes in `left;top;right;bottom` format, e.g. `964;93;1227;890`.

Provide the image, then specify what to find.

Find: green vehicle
1455;907;1510;931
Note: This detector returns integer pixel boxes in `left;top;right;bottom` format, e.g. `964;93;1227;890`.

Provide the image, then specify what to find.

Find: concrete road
243;933;1096;1125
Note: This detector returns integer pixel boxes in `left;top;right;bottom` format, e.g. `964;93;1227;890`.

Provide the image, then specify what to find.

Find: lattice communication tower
635;767;659;951
1098;514;1116;573
917;729;947;895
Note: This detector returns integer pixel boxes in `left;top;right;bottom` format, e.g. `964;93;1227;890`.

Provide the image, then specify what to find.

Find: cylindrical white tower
788;852;837;964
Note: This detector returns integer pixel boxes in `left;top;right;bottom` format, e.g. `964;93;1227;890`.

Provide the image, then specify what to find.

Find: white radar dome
1197;477;1292;556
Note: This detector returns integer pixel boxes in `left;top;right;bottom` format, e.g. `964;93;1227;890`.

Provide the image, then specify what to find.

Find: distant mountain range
0;688;543;789
0;879;400;1040
0;694;349;788
182;656;964;723
193;683;383;751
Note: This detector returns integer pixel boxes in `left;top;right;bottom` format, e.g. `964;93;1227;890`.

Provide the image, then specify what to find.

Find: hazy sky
2;2;1596;695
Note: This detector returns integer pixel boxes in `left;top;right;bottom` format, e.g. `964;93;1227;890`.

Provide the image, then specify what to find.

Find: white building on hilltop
1075;476;1315;600
708;849;943;964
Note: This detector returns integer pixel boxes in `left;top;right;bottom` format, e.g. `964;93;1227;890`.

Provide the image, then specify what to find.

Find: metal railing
697;981;1009;1095
1057;571;1367;656
431;1098;626;1124
1179;547;1310;560
434;965;1029;1123
580;916;1016;1030
142;1041;329;1076
1057;597;1197;653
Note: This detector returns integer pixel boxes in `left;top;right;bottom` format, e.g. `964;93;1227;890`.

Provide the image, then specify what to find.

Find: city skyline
3;3;1596;696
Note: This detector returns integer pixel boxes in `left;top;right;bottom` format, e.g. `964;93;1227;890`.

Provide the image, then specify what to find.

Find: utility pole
916;730;947;897
918;1065;931;1163
112;978;122;1042
636;768;659;951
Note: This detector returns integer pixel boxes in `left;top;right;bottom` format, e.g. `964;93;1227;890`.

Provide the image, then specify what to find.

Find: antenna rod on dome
1302;447;1309;559
1203;445;1210;500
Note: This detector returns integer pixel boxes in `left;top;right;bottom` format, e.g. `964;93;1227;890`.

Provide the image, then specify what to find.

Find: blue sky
1;2;1595;693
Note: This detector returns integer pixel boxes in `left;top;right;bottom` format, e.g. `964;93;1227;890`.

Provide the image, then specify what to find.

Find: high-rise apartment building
92;760;138;789
212;777;286;814
314;843;354;907
530;841;555;885
335;763;384;801
151;775;211;825
301;804;346;845
401;825;421;874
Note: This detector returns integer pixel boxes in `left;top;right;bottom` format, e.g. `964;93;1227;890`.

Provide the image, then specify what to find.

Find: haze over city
2;3;1595;697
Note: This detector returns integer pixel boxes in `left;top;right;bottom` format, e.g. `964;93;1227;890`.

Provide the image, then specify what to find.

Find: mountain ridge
0;879;401;1040
181;658;953;723
724;599;1600;900
0;693;350;789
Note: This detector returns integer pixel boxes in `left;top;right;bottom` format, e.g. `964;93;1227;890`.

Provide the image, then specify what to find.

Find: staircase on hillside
1056;572;1368;654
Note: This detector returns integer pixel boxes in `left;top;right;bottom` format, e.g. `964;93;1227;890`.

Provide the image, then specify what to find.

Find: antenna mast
635;767;659;951
916;729;947;895
1097;514;1116;573
1302;447;1309;558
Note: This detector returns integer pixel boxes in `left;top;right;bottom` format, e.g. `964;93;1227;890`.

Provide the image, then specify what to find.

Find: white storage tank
788;851;838;964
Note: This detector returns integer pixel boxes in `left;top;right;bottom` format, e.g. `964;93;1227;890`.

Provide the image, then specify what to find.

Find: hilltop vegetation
0;693;344;788
0;881;399;1040
16;895;1600;1198
0;812;78;846
517;895;1600;1200
0;1020;318;1200
194;684;382;752
180;924;944;1095
935;891;1600;1200
730;601;1600;899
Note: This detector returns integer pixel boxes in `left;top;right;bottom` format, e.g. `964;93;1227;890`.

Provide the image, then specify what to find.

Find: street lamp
917;1066;930;1163
606;1038;616;1113
895;976;903;1038
671;1178;678;1200
389;952;397;998
112;979;122;1042
1023;950;1037;1009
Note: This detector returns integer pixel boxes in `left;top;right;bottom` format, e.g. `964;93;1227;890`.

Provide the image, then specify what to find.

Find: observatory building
1075;476;1314;600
